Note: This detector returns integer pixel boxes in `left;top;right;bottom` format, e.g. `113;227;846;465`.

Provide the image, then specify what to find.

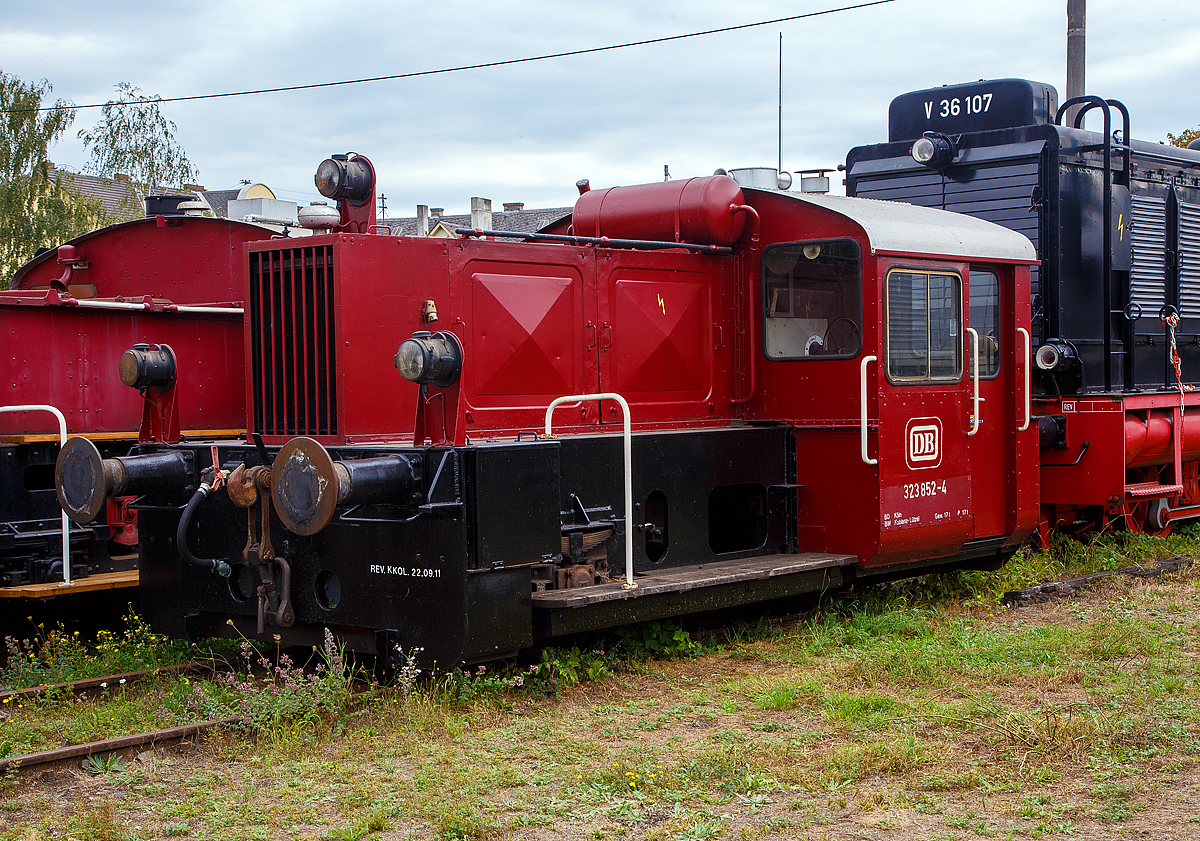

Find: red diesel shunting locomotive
1;203;274;591
56;152;1039;667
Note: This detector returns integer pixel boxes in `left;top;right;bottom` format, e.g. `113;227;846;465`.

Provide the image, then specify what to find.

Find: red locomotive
1;201;275;592
55;149;1042;666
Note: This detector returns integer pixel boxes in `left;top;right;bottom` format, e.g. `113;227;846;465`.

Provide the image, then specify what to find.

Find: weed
158;628;358;731
1;609;195;689
824;691;900;728
435;803;494;840
322;810;387;841
83;751;127;775
613;620;699;660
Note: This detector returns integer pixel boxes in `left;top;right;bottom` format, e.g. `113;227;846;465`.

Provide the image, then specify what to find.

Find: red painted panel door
966;267;1008;538
453;245;596;431
967;265;1035;541
595;251;719;423
874;265;974;564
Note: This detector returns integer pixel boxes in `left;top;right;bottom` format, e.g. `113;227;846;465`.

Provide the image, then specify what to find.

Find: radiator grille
1180;202;1200;319
248;245;338;437
851;157;1042;339
1129;194;1167;313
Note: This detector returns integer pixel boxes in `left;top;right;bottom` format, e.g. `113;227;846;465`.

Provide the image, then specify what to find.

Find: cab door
968;265;1035;541
874;263;974;564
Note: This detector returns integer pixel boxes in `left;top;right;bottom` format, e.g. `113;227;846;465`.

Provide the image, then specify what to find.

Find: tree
78;82;199;220
0;72;105;286
1168;127;1199;149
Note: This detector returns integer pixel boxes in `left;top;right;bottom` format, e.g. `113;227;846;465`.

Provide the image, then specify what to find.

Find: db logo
906;418;942;469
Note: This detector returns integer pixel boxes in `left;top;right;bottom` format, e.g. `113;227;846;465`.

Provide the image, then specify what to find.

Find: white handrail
171;305;245;314
966;328;980;436
860;356;877;466
0;404;72;585
1017;327;1031;431
70;300;244;315
544;393;636;589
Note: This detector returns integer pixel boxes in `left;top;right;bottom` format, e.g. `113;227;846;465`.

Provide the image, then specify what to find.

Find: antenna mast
778;33;783;175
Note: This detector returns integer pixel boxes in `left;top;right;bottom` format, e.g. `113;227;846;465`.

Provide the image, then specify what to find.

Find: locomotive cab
743;188;1039;572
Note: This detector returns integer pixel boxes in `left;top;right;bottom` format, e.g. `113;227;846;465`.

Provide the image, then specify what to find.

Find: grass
1;609;198;689
0;528;1198;839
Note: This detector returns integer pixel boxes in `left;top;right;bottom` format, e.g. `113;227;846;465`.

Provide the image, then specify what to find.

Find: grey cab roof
750;188;1038;263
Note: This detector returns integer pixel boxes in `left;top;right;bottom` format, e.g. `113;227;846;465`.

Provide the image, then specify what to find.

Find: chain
1163;312;1194;412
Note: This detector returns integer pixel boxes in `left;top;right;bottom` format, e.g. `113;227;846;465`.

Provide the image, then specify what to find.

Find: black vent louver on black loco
248;245;338;437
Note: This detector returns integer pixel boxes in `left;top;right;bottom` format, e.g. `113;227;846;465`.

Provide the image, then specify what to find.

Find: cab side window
886;269;962;382
763;240;862;359
969;269;1000;379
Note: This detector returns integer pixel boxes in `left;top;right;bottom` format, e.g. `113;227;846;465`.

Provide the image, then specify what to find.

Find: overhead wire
2;0;895;114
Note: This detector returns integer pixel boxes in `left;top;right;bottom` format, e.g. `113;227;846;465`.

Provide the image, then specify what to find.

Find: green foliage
613;619;699;660
887;525;1200;608
162;629;357;731
82;751;127;775
1;609;194;689
440;661;532;703
0;70;104;285
1168;127;1199;148
78;82;198;221
434;622;697;701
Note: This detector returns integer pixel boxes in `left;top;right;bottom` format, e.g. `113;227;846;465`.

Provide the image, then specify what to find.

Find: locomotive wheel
1122;468;1172;537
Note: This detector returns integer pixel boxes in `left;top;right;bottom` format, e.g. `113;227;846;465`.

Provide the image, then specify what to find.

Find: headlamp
394;331;463;388
910;132;957;170
119;343;176;391
1035;340;1078;373
314;154;374;204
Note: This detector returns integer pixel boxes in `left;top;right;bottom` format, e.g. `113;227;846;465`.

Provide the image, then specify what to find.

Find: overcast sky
3;0;1197;216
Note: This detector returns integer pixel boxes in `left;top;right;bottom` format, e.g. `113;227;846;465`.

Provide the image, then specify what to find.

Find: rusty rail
0;717;240;773
1002;555;1192;605
0;661;213;704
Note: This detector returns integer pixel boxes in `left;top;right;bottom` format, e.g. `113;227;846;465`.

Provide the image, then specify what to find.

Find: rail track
2;555;1191;776
0;718;239;774
0;660;227;774
0;662;204;705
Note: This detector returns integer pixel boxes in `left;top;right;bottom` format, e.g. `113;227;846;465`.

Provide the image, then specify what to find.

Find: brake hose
177;481;231;577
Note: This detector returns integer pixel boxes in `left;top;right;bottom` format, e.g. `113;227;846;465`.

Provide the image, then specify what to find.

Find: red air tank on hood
571;175;747;246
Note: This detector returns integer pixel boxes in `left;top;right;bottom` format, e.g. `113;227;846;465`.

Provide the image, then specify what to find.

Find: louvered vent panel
1129;195;1167;313
852;157;1042;338
248;245;338;437
1179;203;1200;319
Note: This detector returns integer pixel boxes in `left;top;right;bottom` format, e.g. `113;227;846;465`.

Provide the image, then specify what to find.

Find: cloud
4;0;1196;214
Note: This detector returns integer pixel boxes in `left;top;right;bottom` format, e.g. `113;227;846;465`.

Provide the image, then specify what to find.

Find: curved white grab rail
545;393;636;589
860;356;877;466
0;404;72;585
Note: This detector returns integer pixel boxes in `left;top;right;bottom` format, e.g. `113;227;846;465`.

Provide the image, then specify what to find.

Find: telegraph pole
1065;0;1085;126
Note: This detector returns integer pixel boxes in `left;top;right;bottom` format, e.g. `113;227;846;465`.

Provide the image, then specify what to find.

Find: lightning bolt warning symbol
657;294;666;315
1119;213;1124;240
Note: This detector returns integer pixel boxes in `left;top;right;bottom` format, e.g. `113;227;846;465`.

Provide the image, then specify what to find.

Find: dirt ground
2;574;1198;840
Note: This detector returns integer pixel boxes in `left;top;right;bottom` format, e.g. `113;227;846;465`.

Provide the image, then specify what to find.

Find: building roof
49;163;211;217
199;190;240;218
385;206;573;237
49;167;142;217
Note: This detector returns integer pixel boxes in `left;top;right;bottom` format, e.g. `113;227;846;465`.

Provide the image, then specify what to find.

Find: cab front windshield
762;240;862;359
